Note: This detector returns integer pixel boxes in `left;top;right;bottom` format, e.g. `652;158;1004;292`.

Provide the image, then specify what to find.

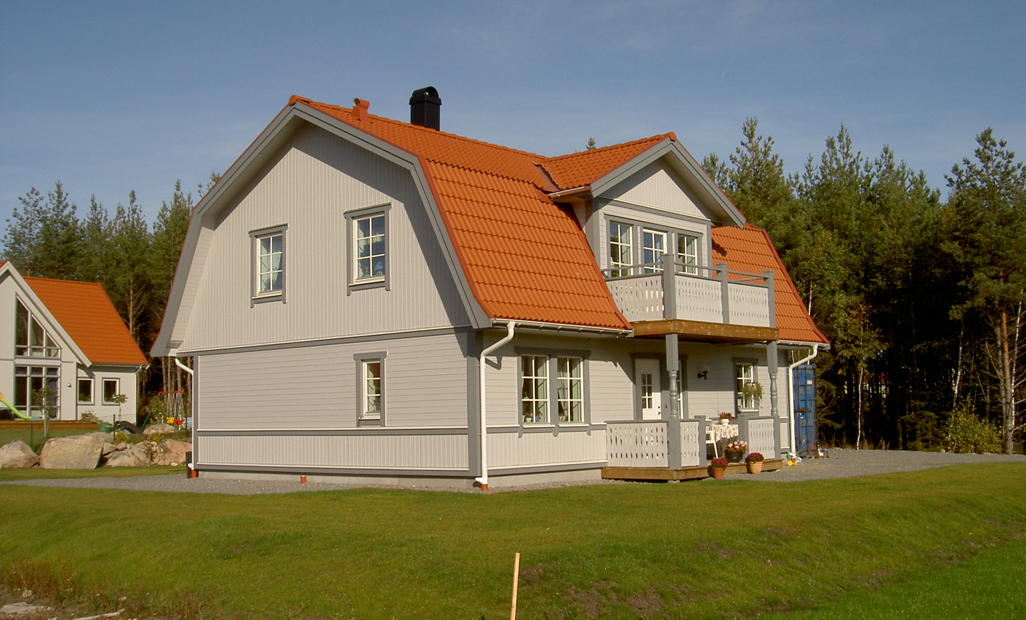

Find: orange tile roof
712;225;829;344
24;276;148;365
295;96;632;330
541;135;673;190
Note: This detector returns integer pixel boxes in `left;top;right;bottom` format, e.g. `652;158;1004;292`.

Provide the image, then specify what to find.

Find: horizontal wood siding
489;430;605;469
182;124;468;352
199;433;468;470
196;332;468;430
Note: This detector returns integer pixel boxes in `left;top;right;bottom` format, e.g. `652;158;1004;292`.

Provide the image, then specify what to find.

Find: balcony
604;256;778;342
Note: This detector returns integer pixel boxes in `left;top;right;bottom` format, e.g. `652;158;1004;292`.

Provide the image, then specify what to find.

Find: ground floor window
78;378;93;404
14;366;59;417
102;378;121;405
735;362;759;411
354;353;386;425
521;355;586;425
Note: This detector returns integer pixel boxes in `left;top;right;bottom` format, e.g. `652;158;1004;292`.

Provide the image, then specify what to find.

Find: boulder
39;434;104;469
105;443;151;467
151;438;191;466
0;440;39;469
143;423;176;436
102;442;116;457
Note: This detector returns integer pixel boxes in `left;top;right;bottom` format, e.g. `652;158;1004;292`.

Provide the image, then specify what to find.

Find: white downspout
476;321;516;491
787;344;820;454
169;351;196;475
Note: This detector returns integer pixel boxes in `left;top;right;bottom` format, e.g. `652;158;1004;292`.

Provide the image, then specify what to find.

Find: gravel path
2;449;1023;494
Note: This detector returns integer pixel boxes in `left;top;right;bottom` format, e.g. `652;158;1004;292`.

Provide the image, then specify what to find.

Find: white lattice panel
728;283;771;327
746;418;777;459
607;276;664;322
675;276;723;323
679;421;701;466
606;422;668;467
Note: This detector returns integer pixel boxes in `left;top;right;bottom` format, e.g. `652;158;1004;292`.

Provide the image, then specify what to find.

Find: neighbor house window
15;300;60;358
521;354;587;425
78;378;93;404
677;234;698;275
250;225;287;302
608;222;633;277
735;363;758;411
354;353;386;425
642;229;666;273
14;366;59;417
345;204;391;293
102;378;120;405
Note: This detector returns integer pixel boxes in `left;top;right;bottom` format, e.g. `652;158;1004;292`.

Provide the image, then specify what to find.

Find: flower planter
725;450;745;463
746;461;763;474
710;466;726;479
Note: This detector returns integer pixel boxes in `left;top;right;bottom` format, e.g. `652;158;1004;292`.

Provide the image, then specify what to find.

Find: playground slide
0;394;33;421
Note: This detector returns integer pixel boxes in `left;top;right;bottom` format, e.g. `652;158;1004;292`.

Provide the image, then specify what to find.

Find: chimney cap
410;86;440;105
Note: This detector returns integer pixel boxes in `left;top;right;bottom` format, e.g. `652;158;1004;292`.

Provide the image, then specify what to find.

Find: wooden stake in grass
510;552;520;620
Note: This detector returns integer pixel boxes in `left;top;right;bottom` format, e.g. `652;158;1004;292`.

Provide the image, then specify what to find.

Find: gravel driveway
2;449;1023;494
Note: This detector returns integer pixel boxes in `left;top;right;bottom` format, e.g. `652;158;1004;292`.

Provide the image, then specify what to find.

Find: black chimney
409;86;441;130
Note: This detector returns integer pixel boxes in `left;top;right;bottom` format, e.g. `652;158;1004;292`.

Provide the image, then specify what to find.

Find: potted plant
742;382;763;403
746;452;764;474
709;458;728;479
724;440;747;463
718;412;733;426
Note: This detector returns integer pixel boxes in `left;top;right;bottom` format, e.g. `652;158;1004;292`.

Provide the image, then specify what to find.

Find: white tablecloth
707;423;739;442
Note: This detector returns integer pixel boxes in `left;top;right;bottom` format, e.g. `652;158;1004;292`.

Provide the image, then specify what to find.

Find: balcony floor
631;318;779;343
602;458;784;481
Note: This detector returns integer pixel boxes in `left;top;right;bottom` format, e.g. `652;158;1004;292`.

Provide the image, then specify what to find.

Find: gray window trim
732;356;760;414
77;377;94;405
601;212;706;275
345;203;391;295
249;224;288;306
354;352;387;427
514;346;591;436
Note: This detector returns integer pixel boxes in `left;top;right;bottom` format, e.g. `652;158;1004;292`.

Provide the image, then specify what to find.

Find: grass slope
0;463;1024;619
0;466;184;481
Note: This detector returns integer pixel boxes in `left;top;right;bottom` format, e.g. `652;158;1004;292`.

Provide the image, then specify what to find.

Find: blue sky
1;1;1023;231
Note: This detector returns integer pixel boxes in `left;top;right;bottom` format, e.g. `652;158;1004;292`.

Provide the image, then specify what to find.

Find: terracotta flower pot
746;461;763;474
710;466;726;479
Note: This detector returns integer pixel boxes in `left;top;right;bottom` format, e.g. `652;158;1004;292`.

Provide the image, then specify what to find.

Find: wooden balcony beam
631;319;778;343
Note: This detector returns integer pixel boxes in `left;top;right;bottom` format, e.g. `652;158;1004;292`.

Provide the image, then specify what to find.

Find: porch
602;416;788;481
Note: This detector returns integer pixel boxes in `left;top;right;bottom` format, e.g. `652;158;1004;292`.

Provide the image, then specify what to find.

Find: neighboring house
152;88;828;488
0;261;148;423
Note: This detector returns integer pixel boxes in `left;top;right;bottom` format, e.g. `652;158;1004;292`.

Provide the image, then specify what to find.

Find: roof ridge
296;97;550;161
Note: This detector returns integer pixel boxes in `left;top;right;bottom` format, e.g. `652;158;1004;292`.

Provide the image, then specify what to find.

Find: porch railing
604;256;774;328
606;419;702;468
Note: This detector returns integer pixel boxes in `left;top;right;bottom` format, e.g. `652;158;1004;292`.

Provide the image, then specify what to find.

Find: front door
636;359;661;420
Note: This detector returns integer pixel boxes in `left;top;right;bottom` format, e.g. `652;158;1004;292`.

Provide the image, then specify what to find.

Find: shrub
746;452;764;463
945;404;1002;454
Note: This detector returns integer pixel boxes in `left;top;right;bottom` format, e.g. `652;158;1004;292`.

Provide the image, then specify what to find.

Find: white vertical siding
181;124;468;352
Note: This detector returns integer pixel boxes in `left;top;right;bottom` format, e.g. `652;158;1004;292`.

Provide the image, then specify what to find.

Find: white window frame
345;203;391;294
518;352;589;428
735;361;759;412
556;357;584;423
102;378;121;405
608;221;633;277
77;378;94;405
521;354;549;425
250;225;287;304
15;299;60;358
676;233;699;275
14;365;59;417
354;352;386;425
642;229;666;274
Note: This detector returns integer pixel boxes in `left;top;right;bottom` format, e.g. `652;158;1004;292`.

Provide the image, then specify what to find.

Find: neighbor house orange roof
24;276;148;365
711;225;828;344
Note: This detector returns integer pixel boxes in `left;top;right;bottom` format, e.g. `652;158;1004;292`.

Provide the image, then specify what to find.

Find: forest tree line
2;176;218;407
4;122;1024;454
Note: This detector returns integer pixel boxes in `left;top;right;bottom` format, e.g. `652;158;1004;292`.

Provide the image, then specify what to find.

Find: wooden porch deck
602;458;784;481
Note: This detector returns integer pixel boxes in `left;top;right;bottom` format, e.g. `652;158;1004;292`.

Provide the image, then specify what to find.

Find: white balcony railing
604;257;774;328
606;420;702;468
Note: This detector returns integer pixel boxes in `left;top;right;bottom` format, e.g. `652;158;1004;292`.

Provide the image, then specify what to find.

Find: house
152;87;828;488
0;261;148;423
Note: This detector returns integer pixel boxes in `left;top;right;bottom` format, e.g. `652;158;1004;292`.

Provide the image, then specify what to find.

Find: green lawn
0;428;95;453
763;535;1026;619
1;463;1024;619
0;466;184;481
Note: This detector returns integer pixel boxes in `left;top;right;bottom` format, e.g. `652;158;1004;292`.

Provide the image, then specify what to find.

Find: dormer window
608;222;633;277
677;234;698;275
642;229;666;274
15;300;59;358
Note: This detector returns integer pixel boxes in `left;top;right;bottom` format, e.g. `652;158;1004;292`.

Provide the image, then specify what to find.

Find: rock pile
0;433;191;469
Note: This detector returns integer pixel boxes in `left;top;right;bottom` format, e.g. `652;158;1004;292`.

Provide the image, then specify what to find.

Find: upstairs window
642;229;666;274
608;222;633;277
677;234;698;275
250;225;287;302
15;300;60;358
345;204;391;294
